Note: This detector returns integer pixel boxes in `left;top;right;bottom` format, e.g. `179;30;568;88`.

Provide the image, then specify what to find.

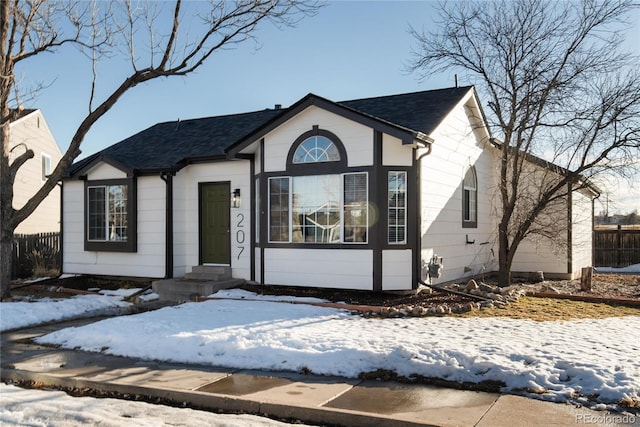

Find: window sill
85;241;136;252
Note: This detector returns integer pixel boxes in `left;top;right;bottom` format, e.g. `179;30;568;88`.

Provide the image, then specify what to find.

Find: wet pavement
1;317;635;427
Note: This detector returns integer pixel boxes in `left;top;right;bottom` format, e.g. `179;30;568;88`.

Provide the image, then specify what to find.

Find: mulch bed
240;273;640;311
10;273;640;311
239;282;478;307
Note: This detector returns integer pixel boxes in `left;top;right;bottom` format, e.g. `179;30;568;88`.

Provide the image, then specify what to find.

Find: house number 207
236;213;245;260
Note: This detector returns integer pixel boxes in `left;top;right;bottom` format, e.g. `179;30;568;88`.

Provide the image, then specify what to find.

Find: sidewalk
1;319;634;427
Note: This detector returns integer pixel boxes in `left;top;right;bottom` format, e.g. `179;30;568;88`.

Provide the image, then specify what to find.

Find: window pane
388;172;407;244
269;177;290;242
293;136;341;163
463;167;477;223
88;187;106;241
464;189;470;221
108;185;128;241
41;155;51;181
344;173;368;243
88;184;128;242
468;188;477;221
292;175;341;243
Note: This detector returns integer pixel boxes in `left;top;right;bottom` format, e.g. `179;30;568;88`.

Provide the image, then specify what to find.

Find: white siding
262;106;373;171
510;170;580;277
254;247;261;283
571;190;593;277
510;237;568;275
382;250;412;290
264;248;373;289
11;111;62;234
63;175;166;278
172;161;252;279
382;133;412;166
86;163;128;180
420;97;497;284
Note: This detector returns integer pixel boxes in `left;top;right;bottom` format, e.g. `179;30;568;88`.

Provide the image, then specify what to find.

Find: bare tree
409;0;640;286
0;0;321;299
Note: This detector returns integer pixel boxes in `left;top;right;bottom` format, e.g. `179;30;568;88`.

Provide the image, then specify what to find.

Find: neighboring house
9;109;62;234
61;86;597;291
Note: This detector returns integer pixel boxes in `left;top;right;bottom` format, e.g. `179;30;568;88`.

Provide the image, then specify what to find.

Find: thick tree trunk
0;234;12;300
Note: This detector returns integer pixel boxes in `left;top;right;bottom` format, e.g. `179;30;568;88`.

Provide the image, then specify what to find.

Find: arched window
293;135;340;163
463;166;477;228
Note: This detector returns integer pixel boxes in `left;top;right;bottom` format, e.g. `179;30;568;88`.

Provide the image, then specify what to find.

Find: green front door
200;182;231;264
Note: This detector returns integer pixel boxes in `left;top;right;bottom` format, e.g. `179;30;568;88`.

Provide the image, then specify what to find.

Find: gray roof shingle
340;86;472;135
67;86;472;176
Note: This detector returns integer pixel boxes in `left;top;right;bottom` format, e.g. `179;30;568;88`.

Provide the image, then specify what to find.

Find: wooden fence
12;232;61;279
593;225;640;268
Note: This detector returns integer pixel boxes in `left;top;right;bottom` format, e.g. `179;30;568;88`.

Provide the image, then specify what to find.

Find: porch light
232;188;241;208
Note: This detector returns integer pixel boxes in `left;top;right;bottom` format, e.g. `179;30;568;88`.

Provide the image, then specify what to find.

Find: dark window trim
84;177;137;252
462;166;478;229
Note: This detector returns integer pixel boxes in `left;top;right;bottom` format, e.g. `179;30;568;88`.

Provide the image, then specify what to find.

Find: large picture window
268;173;368;244
463;166;477;228
269;128;367;245
388;171;407;244
85;178;136;252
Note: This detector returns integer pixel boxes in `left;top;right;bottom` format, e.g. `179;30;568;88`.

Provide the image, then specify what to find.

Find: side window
463;166;477;228
88;184;128;241
85;178;136;252
41;154;51;181
388;171;407;244
343;173;368;243
268;177;290;242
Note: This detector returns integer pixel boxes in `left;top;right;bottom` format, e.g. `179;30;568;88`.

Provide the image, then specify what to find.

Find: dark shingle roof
68;86;473;176
340;86;472;135
67;109;283;175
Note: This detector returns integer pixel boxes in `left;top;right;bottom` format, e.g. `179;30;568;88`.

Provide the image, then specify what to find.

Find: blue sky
18;1;639;214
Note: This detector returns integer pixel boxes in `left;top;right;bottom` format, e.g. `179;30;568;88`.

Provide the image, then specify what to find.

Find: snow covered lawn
34;289;640;410
0;384;303;426
0;289;140;331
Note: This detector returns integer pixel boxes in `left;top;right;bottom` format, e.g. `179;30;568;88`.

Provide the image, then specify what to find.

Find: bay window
268;128;370;245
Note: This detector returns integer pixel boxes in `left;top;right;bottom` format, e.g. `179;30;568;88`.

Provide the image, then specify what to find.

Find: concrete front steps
152;266;244;302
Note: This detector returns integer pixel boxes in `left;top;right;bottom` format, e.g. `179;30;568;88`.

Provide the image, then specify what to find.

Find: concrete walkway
1;319;634;427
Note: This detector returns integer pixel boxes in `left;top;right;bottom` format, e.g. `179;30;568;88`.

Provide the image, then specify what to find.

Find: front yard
1;272;639;413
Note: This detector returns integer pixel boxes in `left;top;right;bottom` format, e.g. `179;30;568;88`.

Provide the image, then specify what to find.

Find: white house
10;109;62;235
61;86;597;292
